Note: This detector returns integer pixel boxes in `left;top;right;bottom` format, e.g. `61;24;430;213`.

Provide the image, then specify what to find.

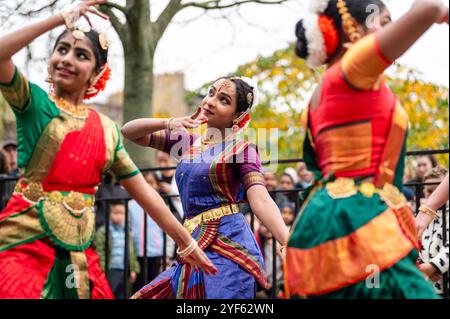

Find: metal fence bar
163;232;167;271
123;200;130;298
272;237;277;299
143;208;148;285
442;205;449;300
0;149;448;299
104;204;110;280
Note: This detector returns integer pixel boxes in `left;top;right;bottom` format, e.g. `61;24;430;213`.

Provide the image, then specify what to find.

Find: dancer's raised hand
413;0;449;24
168;107;208;131
61;0;109;29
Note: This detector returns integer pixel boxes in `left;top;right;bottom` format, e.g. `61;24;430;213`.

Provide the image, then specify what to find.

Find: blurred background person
280;202;296;231
257;223;283;298
1;139;18;177
94;200;140;299
279;171;298;205
263;168;289;207
418;166;449;297
155;151;183;222
0;140;17;210
0;150;11;176
129;171;165;293
155;151;184;263
95;173;130;229
407;155;439;201
296;162;314;189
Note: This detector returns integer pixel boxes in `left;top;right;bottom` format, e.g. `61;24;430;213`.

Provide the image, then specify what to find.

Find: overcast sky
3;0;449;104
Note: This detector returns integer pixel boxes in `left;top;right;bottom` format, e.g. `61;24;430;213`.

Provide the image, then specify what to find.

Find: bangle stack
176;240;198;258
167;118;175;131
419;204;439;220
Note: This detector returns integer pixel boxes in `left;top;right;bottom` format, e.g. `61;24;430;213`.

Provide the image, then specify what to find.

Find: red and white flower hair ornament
303;0;339;68
84;64;111;100
309;0;331;14
303;14;328;68
231;77;260;133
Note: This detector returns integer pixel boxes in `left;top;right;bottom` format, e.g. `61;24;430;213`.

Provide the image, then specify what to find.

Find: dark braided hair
295;0;386;61
53;29;108;71
214;77;254;114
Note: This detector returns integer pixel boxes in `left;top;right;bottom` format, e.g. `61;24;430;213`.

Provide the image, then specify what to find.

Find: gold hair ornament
337;0;362;44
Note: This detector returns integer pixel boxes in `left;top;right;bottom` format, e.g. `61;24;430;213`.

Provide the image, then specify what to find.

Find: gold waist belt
325;178;407;209
14;180;94;215
184;204;240;234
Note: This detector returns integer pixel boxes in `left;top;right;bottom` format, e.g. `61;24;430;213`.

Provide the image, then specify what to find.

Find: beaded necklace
49;93;89;120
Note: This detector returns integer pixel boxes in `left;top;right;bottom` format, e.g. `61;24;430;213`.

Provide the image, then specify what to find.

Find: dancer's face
49;33;98;95
201;79;238;130
356;7;392;36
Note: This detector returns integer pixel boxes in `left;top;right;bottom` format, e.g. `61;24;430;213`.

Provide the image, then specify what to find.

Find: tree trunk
121;2;156;168
122;49;155;168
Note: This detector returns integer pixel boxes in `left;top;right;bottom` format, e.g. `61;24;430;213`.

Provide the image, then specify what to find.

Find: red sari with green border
0;67;140;299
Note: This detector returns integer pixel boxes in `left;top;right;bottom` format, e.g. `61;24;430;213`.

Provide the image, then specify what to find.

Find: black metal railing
0;149;449;299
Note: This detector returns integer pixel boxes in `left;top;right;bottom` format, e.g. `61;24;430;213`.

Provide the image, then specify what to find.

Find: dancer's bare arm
121;118;172;146
121;108;206;147
378;0;448;62
121;174;217;275
0;0;108;83
247;185;290;247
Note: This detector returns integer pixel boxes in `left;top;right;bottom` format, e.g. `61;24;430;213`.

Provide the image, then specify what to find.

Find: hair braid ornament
85;64;111;100
337;0;362;44
230;77;259;134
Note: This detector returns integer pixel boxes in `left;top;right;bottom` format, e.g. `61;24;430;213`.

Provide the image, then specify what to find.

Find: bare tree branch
17;0;59;17
182;0;289;10
153;0;183;46
99;4;127;43
103;2;127;14
153;0;290;51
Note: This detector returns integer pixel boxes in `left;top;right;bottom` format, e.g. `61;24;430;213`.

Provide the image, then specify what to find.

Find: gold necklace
198;133;236;152
49;93;89;119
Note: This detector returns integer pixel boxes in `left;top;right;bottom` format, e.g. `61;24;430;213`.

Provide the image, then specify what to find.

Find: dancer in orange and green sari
285;0;448;299
0;0;216;299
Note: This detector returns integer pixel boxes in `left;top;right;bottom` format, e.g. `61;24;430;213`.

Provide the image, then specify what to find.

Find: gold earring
232;119;240;133
86;67;106;95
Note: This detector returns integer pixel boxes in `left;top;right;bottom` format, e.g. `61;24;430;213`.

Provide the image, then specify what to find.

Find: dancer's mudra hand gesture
61;0;109;28
168;107;208;132
183;245;218;276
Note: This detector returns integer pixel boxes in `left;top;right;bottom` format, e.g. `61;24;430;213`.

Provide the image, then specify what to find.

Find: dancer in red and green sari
285;0;448;299
0;0;216;299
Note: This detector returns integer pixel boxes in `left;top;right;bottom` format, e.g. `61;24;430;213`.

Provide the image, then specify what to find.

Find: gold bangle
167;118;175;131
419;204;439;219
